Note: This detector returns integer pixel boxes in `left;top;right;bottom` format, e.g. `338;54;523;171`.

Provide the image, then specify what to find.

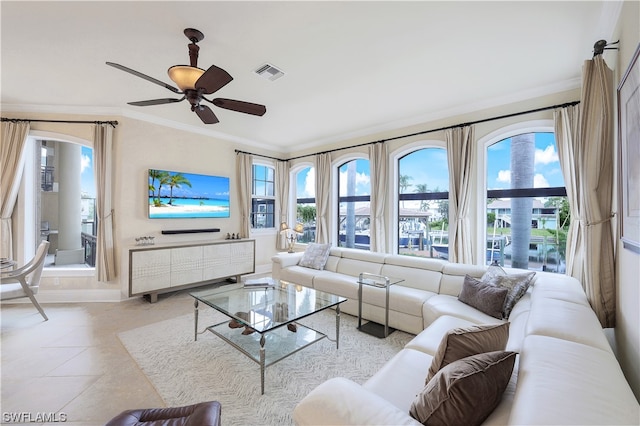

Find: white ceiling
1;1;618;153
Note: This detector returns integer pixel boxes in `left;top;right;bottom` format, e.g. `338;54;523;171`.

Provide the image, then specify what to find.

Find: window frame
477;120;566;268
250;161;277;231
332;154;370;249
290;162;316;244
391;140;447;255
21;131;97;276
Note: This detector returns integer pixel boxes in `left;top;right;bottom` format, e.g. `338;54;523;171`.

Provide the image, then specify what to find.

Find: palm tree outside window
486;132;568;272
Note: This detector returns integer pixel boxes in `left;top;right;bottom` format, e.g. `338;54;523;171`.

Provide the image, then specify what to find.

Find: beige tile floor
1;290;200;425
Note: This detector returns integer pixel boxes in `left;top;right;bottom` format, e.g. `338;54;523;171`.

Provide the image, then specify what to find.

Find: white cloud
304;167;315;197
497;170;511;183
534;173;550;188
81;154;91;173
339;169;370;195
535;145;558;165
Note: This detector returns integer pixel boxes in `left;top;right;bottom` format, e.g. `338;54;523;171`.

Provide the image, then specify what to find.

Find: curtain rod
236;100;580;162
1;117;119;128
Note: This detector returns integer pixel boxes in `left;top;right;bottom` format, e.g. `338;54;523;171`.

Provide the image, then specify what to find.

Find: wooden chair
1;241;50;320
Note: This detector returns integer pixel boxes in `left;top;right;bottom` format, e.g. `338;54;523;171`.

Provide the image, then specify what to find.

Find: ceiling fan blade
210;98;266;116
128;97;185;107
194;105;219;124
195;65;233;95
106;62;181;94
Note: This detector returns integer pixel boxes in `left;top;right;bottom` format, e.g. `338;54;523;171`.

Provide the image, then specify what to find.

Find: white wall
612;0;640;401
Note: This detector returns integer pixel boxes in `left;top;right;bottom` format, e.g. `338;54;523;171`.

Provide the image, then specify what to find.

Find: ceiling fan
106;28;266;124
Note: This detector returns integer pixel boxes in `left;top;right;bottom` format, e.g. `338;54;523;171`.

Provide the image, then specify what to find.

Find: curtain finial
593;39;619;57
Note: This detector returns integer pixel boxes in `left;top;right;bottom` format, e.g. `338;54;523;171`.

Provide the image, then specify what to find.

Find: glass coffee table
190;280;346;395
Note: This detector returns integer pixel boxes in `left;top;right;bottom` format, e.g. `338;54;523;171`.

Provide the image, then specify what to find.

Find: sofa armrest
272;252;304;268
293;377;421;426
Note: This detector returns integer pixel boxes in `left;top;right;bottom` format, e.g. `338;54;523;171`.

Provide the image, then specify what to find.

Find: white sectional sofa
271;247;640;425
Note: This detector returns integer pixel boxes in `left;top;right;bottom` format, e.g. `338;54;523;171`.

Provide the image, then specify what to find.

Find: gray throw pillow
298;243;331;270
426;322;509;383
481;265;536;319
458;275;508;319
410;351;516;426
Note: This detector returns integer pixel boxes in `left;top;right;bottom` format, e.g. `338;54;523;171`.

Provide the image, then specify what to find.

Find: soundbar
161;228;220;235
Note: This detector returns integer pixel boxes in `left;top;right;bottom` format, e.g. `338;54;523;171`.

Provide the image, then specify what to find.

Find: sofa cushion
312;271;360;300
279;265;319;287
426;322;509;382
360;284;435;317
405;315;476;355
410;351;516;426
298;243;332;270
422;294;506;326
439;263;487;296
364;348;434;413
482;265;535;319
509;336;640;425
526;296;613;352
458;275;508;319
294;377;423;426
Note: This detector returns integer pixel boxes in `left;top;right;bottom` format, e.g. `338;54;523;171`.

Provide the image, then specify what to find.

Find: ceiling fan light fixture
168;65;205;91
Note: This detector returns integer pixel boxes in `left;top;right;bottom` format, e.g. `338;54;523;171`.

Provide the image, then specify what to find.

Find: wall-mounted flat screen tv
148;169;230;219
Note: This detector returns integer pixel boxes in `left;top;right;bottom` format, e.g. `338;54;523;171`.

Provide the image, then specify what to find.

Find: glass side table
357;273;404;338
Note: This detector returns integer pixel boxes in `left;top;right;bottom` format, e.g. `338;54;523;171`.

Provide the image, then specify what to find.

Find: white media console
129;239;255;302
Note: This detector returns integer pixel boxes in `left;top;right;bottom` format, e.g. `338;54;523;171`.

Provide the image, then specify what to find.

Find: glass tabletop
357;272;405;288
190;280;346;334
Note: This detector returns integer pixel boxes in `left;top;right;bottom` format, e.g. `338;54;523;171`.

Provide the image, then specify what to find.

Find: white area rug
118;308;413;425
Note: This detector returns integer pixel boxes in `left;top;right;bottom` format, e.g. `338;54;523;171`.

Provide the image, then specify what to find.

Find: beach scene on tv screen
148;169;230;219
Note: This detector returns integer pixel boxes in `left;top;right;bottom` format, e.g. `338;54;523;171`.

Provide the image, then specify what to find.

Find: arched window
397;148;449;257
485;132;567;272
337;158;370;250
294;165;315;243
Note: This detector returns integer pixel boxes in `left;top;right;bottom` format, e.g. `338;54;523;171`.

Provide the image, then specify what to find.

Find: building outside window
251;164;275;229
397;148;449;258
40;140;97;268
486;132;568;272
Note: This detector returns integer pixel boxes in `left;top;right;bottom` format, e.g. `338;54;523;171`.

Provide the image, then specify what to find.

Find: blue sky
80;146;95;198
295;132;564;198
487;132;564;189
149;170;230;200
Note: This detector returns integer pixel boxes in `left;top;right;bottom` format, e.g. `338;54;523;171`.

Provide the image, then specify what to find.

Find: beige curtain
557;56;615;327
236;153;253;239
315;153;331;244
275;160;289;250
446;125;475;264
1;121;30;259
94;124;117;282
369;142;388;252
555;105;583;279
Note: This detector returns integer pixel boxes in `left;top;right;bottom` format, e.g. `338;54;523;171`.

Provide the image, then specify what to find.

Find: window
39;140;97;268
294;166;316;243
337;158;370;250
397;148;449;258
486;132;568;272
251;164;275;229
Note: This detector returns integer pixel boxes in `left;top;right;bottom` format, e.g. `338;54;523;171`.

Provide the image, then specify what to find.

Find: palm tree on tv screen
149;169;170;206
167;173;192;205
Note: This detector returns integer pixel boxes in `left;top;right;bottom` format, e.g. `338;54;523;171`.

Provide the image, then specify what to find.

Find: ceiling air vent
255;63;285;81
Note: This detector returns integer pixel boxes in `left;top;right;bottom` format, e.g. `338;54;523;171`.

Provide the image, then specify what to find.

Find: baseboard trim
36;289;123;303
